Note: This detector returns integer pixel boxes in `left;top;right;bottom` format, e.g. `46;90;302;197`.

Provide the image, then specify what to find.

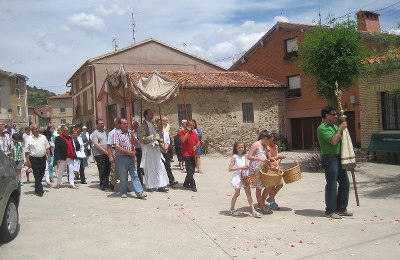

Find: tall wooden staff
180;81;197;164
126;74;136;170
335;82;360;206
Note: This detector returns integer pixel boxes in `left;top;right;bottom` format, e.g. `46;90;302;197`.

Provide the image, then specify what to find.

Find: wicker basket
260;166;283;186
241;169;258;186
282;158;302;184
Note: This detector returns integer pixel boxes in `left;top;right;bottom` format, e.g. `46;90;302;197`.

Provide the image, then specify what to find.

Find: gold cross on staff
334;81;347;122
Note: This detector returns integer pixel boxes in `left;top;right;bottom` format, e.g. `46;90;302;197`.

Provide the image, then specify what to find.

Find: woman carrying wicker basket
247;130;273;215
228;141;261;218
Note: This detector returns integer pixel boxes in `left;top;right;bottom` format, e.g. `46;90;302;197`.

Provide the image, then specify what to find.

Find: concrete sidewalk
0;151;399;259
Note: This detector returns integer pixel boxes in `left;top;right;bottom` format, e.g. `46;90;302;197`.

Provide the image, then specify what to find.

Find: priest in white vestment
137;109;169;192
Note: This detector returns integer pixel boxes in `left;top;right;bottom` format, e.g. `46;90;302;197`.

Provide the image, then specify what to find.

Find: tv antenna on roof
132;12;136;44
112;36;119;51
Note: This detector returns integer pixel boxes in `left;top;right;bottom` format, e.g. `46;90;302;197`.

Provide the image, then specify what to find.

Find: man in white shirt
25;125;50;197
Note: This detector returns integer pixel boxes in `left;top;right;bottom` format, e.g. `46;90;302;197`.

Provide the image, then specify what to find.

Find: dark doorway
107;104;117;131
291;117;321;149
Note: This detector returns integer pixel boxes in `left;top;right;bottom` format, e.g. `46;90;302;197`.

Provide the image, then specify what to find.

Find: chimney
356;10;381;33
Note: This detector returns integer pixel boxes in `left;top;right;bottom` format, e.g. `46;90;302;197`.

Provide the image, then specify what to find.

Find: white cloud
387;28;400;35
35;32;57;52
65;12;105;34
95;4;131;17
274;16;289;23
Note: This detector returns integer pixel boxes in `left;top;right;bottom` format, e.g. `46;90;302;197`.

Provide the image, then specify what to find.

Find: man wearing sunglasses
317;106;353;219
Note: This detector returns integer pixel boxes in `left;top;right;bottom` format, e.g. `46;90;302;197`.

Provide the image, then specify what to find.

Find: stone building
48;92;73;127
359;71;400;150
99;71;286;154
0;69;29;128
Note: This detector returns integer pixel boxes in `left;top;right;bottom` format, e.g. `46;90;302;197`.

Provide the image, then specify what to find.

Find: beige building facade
48;93;73;127
0;69;29;128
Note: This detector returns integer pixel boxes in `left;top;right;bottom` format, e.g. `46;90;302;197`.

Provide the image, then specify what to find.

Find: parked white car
0;149;20;242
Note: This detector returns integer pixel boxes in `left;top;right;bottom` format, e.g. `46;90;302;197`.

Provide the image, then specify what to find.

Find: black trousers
136;148;144;185
79;158;86;183
94;154;111;188
162;152;175;184
30;156;46;193
183;156;196;188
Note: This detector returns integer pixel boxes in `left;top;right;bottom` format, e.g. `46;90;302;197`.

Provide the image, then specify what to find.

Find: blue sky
1;0;399;94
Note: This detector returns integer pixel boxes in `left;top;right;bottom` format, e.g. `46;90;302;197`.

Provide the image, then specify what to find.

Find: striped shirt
113;129;134;156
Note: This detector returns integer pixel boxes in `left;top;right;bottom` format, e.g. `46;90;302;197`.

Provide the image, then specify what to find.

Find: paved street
0;151;399;259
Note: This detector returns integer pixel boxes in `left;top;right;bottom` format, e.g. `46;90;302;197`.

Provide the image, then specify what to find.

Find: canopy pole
140;100;143;124
122;76;127;121
180;81;197;165
180;81;189;120
127;74;133;129
159;105;162;121
106;82;109;128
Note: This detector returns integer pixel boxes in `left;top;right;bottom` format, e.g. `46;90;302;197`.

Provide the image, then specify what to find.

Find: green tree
27;85;55;107
299;18;370;105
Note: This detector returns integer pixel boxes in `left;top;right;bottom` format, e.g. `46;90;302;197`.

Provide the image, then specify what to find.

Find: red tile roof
48;92;72;99
126;71;285;88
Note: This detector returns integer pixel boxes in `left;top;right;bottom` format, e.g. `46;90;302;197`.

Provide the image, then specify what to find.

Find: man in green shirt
317;106;353;219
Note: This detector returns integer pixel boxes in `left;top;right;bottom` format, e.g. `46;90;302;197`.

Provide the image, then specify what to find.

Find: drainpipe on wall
24;80;28;125
92;65;98;121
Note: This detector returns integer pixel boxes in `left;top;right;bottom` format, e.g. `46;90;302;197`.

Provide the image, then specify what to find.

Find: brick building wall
359;71;400;148
232;24;361;147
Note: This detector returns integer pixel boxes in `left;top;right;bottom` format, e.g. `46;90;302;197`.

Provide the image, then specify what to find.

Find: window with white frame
287;75;301;98
16;88;20;99
284;37;299;59
285;37;298;53
60;107;66;114
60;119;66;125
381;92;400;130
242;103;254;123
17;106;22;116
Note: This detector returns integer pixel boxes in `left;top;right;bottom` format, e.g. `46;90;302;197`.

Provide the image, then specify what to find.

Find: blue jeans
116;155;143;196
321;154;350;214
49;156;54;178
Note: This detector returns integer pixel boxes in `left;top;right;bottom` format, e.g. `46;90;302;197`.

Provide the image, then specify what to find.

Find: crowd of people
0;108;204;199
0;105;352;219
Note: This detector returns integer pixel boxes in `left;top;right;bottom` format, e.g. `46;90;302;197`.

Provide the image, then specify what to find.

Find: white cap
82;126;87;129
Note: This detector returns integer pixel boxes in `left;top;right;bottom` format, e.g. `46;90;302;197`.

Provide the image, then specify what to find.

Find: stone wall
359;72;400;149
140;88;286;155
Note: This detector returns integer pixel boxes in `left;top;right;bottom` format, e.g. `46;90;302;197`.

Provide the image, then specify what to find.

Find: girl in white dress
228;141;261;218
